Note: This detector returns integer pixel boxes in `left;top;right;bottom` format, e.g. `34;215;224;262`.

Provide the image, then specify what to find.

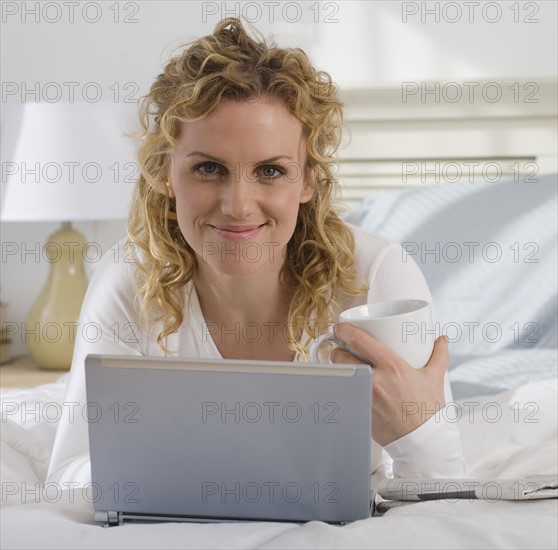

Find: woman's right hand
330;323;449;446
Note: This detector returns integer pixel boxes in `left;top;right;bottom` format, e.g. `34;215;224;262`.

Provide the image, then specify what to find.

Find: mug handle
309;330;371;364
308;332;339;363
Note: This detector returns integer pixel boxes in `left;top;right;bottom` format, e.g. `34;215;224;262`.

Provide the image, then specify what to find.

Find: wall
1;0;557;355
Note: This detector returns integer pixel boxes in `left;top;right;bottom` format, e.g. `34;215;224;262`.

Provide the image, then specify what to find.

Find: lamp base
27;223;89;370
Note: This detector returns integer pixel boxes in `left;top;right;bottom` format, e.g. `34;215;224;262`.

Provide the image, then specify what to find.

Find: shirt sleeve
383;375;468;478
46;240;145;486
361;235;468;478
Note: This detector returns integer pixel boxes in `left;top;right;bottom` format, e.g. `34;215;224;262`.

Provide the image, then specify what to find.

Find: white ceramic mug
309;299;436;369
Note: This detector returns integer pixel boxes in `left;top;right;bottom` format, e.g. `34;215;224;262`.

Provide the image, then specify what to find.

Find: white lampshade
1;101;138;222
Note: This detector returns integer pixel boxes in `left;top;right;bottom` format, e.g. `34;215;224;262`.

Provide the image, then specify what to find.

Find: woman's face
167;97;314;276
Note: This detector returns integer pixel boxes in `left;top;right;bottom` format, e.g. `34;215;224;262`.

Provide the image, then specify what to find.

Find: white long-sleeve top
46;224;468;485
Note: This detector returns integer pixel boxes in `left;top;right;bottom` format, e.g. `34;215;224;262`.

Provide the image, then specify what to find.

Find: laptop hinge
94;511;120;527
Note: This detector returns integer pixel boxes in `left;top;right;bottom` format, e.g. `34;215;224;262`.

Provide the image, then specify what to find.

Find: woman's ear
165;180;176;198
300;167;316;204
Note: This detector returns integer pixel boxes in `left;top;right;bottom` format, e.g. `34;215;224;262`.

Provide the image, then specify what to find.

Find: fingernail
442;335;449;343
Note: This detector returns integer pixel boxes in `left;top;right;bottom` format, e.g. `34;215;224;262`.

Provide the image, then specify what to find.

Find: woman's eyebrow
185;151;294;164
185;151;226;162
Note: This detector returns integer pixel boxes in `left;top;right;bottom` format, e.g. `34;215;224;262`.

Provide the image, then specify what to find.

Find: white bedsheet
1;366;556;549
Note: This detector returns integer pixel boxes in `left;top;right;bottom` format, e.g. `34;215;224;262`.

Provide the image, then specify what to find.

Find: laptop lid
85;355;373;525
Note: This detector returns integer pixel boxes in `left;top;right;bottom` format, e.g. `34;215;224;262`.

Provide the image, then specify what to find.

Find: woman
47;18;467;485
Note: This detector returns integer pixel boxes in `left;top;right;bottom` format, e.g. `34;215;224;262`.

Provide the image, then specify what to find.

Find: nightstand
0;356;67;390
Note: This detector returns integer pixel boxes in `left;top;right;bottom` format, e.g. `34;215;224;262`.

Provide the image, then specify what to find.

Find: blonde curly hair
127;17;368;356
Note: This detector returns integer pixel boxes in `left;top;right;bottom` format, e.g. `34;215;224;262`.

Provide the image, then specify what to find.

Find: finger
329;347;367;365
334;323;403;370
424;335;450;376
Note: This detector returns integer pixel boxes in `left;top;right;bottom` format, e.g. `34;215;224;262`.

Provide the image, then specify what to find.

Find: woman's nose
220;173;255;219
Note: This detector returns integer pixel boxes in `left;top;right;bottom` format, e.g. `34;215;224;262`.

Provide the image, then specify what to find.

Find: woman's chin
203;259;270;277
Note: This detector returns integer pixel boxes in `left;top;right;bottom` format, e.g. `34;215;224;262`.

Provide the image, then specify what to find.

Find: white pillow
351;175;557;355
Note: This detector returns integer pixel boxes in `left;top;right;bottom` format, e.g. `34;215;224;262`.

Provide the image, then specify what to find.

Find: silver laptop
85;354;373;526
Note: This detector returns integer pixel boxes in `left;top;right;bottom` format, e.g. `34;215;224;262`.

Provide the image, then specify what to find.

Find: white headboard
336;79;558;209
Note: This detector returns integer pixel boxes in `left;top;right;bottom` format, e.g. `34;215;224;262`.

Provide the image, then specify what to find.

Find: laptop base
94;497;376;527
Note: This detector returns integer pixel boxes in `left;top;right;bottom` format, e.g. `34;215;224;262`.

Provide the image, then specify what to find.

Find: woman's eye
197;162;219;175
259;165;284;179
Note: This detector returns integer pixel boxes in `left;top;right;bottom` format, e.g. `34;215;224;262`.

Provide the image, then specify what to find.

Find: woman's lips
209;224;265;241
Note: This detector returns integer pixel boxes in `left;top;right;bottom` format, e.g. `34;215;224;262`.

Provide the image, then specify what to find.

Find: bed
1;82;557;549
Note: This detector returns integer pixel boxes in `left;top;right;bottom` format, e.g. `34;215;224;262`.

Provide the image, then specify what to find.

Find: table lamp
1;102;138;370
